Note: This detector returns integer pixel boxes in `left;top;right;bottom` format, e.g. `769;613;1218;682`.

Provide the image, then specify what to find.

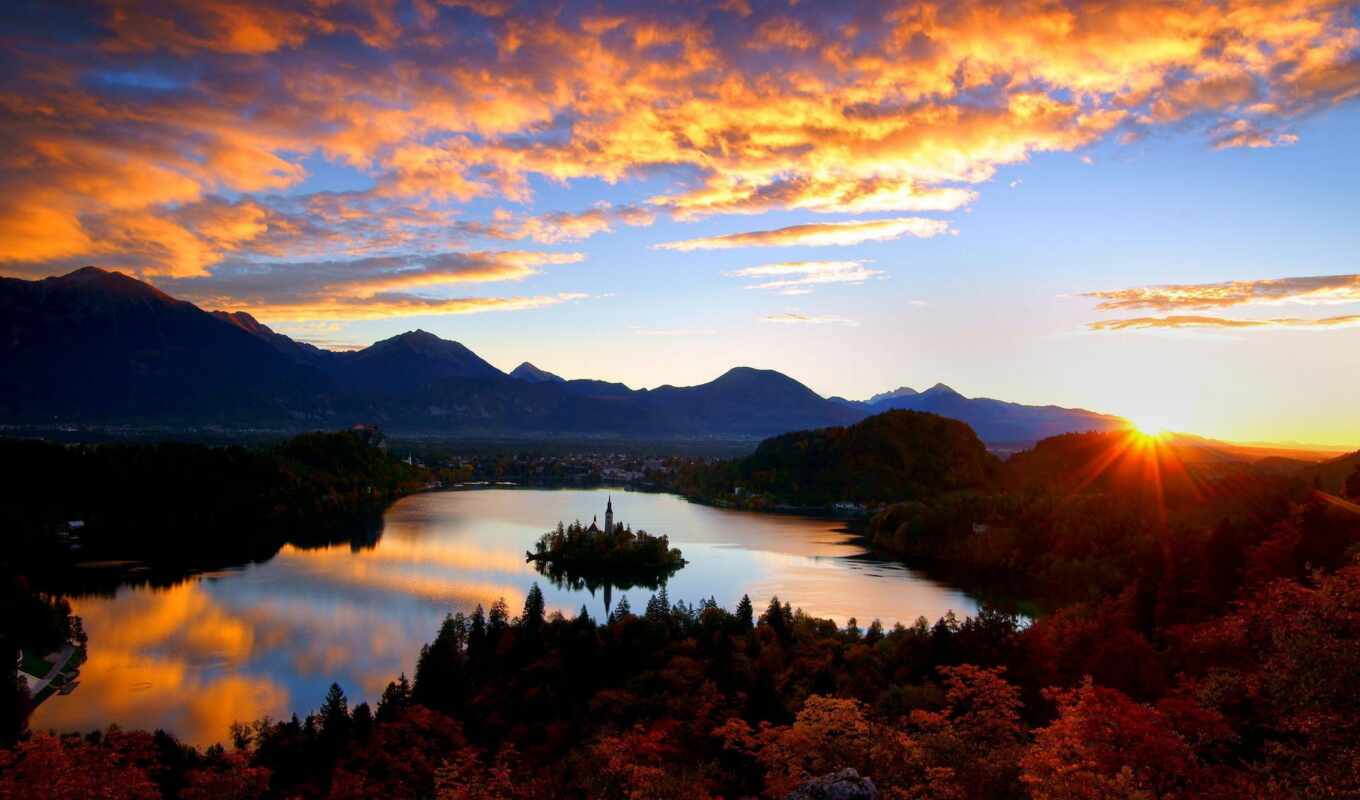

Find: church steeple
605;495;614;535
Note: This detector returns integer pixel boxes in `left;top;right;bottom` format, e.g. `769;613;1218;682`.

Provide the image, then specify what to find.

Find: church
589;496;615;535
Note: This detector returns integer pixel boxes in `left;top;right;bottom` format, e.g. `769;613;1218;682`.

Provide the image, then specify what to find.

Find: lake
30;487;979;746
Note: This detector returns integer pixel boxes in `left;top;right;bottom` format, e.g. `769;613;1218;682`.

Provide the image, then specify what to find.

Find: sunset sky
2;0;1359;444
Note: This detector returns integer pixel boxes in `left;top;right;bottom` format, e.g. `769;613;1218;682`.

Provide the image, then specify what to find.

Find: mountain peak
369;329;457;353
511;361;566;383
348;329;505;384
49;266;176;303
393;329;440;342
867;385;919;404
923;382;961;397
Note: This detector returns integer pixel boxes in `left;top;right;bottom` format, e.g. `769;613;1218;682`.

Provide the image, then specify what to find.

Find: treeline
861;430;1355;611
1;429;429;747
5;421;1360;797
672;410;1001;507
5;548;1359;798
0;429;429;580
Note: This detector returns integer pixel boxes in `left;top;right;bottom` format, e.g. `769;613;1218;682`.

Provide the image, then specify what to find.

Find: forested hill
0;429;430;583
674;409;1002;506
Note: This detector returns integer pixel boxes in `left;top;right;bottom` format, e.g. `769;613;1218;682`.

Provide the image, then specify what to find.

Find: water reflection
31;488;978;746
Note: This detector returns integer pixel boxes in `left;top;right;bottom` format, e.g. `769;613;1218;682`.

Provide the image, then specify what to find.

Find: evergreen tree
523;583;546;629
736;594;755;629
468;605;488;658
376;673;412;722
350;702;373;740
611;595;633;622
645;586;671;622
319;683;350;741
761;596;792;641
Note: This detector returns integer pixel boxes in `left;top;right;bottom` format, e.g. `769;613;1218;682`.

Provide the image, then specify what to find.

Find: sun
1127;415;1173;439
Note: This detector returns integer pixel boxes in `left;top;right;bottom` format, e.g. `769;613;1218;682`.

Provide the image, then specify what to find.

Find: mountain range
0;267;1129;442
833;383;1127;444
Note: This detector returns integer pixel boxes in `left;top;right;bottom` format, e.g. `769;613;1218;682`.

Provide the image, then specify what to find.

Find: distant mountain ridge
846;382;1127;443
0;268;861;437
511;362;566;383
867;386;919;404
0;268;1126;442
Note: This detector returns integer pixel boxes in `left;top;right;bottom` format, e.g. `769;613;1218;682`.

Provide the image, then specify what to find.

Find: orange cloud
654;176;978;219
1;0;1358;308
1083;274;1360;311
511;204;656;243
657;218;952;251
1089;314;1360;331
230;292;590;322
166;249;585;321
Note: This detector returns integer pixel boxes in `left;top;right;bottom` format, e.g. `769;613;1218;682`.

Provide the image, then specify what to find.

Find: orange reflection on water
30;583;289;747
32;488;981;747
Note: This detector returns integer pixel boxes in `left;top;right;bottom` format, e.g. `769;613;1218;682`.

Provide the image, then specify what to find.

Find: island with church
526;496;687;594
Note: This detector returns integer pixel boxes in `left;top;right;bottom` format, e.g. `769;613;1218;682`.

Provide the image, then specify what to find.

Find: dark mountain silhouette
0;267;322;422
211;310;332;367
641;367;862;435
0;268;860;437
331;330;504;394
867;385;919;404
510;361;566;383
1;268;1142;442
859;381;1126;443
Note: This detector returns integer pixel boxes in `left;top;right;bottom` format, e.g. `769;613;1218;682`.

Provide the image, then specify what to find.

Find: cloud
1082;274;1360;311
760;312;859;326
654;176;977;219
1210;119;1300;150
220;291;591;323
164;249;585;322
2;0;1358;315
510;204;655;243
725;260;884;292
1089;314;1360;331
656;218;951;251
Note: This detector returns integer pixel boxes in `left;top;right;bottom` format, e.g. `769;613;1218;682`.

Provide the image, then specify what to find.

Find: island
526;497;686;597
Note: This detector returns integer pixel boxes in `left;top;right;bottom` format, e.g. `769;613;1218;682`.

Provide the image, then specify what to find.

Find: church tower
605;495;614;535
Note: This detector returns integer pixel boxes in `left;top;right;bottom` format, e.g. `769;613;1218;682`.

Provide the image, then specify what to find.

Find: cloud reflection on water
33;488;977;746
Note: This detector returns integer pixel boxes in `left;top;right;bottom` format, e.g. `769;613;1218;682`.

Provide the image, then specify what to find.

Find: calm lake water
31;488;978;746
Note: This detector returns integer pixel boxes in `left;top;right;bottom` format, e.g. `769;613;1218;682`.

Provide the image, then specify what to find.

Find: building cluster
434;451;677;488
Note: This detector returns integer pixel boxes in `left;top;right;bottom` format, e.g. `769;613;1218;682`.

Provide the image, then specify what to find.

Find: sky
2;0;1359;445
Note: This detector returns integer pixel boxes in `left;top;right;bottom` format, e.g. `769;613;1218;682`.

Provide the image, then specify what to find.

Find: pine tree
736;594;755;629
351;702;373;740
523;583;546;629
319;683;350;741
376;673;412;722
611;595;633;622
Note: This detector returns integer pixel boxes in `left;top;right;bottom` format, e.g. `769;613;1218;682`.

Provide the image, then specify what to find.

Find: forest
0;428;430;581
0;429;430;749
3;420;1360;798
